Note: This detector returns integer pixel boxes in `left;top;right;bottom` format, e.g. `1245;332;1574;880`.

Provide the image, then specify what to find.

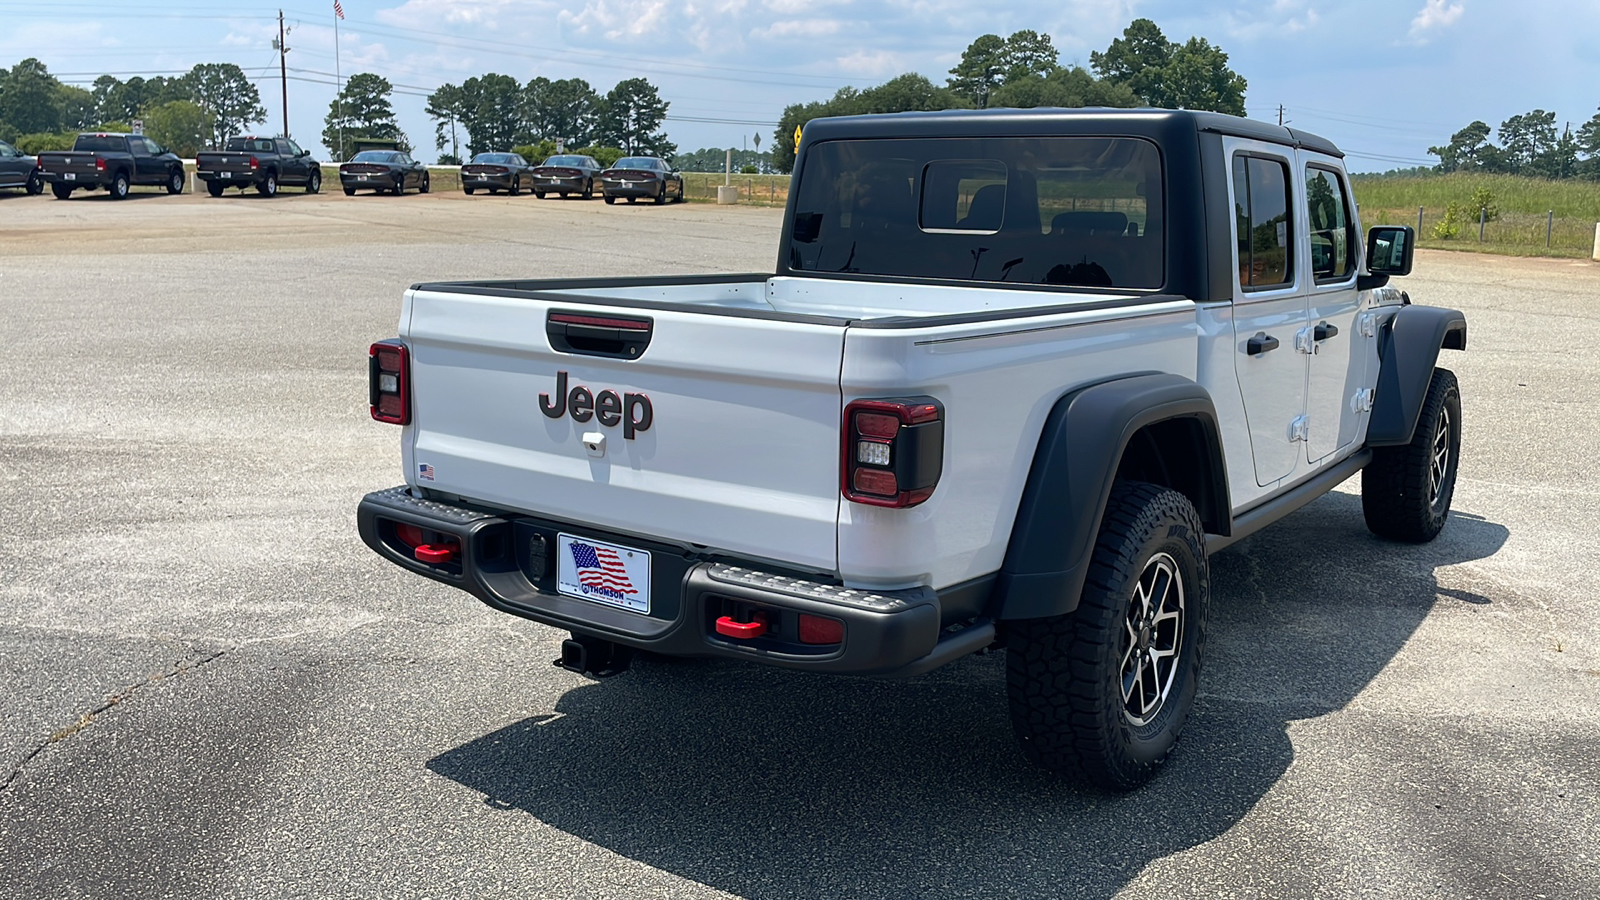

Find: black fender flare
992;373;1230;621
1367;305;1467;447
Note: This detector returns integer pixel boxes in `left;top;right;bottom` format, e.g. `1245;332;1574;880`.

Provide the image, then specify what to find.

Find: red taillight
369;340;410;425
798;614;844;645
842;397;943;508
95;157;106;172
249;156;260;170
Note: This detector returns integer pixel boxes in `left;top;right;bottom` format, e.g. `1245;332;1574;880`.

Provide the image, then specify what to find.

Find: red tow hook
414;543;458;564
715;614;768;639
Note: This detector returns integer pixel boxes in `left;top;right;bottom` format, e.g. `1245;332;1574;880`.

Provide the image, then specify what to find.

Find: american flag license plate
557;533;651;614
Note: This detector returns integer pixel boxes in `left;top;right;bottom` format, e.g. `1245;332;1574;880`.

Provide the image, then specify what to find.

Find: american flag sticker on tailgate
556;533;651;614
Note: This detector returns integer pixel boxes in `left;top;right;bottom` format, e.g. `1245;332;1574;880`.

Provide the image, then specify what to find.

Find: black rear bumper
357;486;993;677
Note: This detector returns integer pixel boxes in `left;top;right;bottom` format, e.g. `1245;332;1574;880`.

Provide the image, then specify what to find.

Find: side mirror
299;149;310;157
1366;225;1414;277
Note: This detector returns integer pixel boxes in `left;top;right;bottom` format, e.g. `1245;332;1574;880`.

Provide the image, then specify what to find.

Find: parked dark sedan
598;156;684;205
461;152;534;195
340;150;429;195
530;154;601;199
0;140;42;195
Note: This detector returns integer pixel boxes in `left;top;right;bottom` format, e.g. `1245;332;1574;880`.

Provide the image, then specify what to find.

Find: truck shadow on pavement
428;492;1508;899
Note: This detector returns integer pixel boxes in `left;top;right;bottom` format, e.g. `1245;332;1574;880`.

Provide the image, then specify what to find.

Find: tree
523;77;600;147
323;72;409;160
948;34;1008;108
458;73;524;156
95;75;192;125
990;65;1139;111
0;59;64;136
184;63;265;148
774;75;968;173
1090;19;1176;108
597;77;673;157
142;100;208;157
1498;110;1557;175
425;82;468;160
1003;30;1059;81
57;84;97;130
1428;120;1494;173
1163;37;1246;116
1089;19;1248;114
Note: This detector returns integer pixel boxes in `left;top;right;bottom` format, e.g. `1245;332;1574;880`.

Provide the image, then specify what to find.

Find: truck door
1300;158;1367;465
1229;144;1309;488
127;136;154;183
280;139;304;183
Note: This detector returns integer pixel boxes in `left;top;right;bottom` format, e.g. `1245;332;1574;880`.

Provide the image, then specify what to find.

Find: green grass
1353;172;1599;259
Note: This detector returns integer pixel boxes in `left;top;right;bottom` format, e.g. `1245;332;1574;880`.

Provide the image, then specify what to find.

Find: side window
129;138;150;157
146;139;164;156
1232;154;1294;289
1306;166;1354;282
0;141;14;157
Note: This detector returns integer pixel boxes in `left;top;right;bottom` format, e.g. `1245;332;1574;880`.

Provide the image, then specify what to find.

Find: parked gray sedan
0;140;42;195
530;154;601;199
461;152;535;195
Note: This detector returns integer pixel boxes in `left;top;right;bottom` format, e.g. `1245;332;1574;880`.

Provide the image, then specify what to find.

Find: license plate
220;172;231;179
64;173;75;181
359;175;368;181
556;533;651;614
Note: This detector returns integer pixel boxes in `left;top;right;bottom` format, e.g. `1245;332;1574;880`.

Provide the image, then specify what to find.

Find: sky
0;0;1592;171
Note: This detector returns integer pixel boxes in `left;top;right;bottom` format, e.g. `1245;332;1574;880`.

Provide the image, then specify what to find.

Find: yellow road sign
794;124;802;151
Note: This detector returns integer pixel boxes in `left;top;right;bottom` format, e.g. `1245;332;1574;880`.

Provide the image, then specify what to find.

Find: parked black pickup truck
196;136;322;197
37;133;185;200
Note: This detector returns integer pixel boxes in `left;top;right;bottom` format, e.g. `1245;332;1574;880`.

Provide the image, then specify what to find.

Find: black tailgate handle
546;310;653;359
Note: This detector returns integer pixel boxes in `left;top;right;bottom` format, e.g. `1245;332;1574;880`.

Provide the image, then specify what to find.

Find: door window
129;138;151;157
1306;166;1355;282
1232;155;1294;290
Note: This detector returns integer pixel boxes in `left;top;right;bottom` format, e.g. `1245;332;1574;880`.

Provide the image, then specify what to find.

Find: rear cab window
788;137;1164;290
74;135;129;153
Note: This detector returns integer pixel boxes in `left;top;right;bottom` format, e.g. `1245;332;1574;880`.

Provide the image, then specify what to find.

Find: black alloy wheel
1362;368;1461;542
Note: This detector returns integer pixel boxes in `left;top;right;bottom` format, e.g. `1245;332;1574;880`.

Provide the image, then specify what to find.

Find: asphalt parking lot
1;187;1597;899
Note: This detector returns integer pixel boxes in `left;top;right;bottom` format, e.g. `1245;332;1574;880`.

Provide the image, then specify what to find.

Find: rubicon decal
539;370;653;439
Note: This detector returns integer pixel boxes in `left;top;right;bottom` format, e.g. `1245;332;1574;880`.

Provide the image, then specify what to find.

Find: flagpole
334;4;343;160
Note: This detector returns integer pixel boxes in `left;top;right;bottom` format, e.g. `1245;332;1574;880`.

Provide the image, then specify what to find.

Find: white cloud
1226;0;1321;41
833;49;903;77
1408;0;1464;42
753;18;844;40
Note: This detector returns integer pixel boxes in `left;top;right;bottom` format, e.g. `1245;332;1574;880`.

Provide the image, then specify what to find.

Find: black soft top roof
798;107;1343;159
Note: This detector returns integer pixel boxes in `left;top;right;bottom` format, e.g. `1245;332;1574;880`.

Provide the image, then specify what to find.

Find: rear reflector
368;340;410;425
798;614;844;645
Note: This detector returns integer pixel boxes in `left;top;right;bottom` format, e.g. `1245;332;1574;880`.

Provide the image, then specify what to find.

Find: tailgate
197;154;253;174
42;154;101;176
402;288;847;574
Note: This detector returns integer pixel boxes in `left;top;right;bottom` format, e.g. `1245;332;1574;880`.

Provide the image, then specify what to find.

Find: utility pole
1277;104;1286;127
275;9;290;138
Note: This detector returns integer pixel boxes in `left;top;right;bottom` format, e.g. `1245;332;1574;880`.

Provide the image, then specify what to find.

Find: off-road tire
109;172;130;199
1005;481;1208;791
1362;367;1461;543
206;181;226;198
257;172;278;197
167;169;184;194
51;183;72;200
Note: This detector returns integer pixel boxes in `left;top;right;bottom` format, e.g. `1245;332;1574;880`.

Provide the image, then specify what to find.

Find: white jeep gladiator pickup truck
358;109;1466;789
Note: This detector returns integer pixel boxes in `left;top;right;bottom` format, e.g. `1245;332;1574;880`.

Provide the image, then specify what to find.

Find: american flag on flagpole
333;0;345;20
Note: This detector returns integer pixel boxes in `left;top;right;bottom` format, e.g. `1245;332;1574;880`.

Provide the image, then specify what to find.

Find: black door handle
1247;332;1280;355
1314;321;1340;341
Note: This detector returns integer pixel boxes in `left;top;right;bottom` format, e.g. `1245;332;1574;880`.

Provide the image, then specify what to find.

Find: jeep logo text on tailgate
539;370;653;439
